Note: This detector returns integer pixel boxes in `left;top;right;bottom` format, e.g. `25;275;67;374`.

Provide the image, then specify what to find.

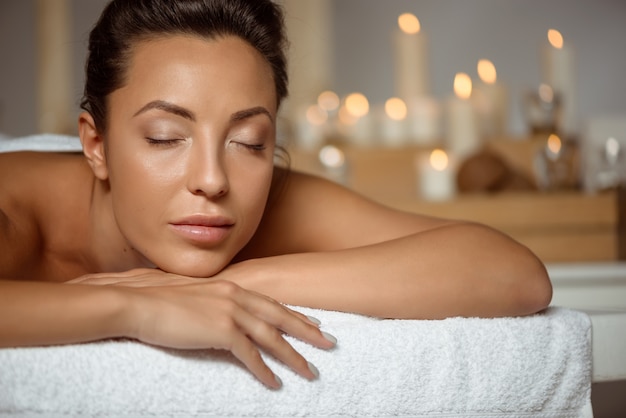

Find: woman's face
102;35;277;277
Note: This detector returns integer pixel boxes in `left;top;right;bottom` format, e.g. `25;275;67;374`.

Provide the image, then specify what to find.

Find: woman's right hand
104;276;335;389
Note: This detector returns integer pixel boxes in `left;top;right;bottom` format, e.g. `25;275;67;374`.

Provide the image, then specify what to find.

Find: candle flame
338;105;357;126
398;13;420;35
385;97;407;121
429;149;449;171
319;145;345;168
305;105;327;126
345;93;370;118
547;134;562;155
453;73;472;100
317;90;340;112
477;59;497;84
547;29;564;49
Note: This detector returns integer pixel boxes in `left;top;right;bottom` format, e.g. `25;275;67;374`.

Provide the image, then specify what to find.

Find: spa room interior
0;1;625;417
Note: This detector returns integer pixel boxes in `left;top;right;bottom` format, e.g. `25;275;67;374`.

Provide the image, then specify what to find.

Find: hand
67;269;335;389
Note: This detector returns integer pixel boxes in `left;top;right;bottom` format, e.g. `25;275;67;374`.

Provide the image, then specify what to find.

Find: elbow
512;250;553;316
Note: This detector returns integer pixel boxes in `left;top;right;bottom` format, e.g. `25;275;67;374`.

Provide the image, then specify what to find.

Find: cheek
106;147;181;230
233;163;274;227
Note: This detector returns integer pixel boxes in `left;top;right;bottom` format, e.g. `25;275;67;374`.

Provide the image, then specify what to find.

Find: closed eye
230;140;267;152
238;143;266;152
145;137;184;147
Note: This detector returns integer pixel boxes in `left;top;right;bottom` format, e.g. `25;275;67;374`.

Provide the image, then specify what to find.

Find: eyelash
145;138;266;152
145;137;183;146
237;142;266;152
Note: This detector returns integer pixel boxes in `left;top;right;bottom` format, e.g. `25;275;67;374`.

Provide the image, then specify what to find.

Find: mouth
169;215;235;245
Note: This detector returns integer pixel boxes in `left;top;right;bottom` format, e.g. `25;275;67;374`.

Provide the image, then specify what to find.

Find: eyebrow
231;106;274;124
133;100;196;121
133;100;273;124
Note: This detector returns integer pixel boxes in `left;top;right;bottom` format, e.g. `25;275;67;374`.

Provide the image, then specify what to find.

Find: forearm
0;280;131;347
226;223;552;319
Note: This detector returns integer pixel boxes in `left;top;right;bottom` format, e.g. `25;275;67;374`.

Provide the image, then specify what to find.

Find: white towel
0;134;82;153
0;307;592;418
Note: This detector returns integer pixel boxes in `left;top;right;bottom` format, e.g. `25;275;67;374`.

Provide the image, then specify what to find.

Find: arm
0;154;332;388
225;171;552;319
0;275;333;388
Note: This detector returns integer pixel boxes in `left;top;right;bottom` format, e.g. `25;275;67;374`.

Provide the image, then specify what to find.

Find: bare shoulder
240;169;455;258
0;152;87;279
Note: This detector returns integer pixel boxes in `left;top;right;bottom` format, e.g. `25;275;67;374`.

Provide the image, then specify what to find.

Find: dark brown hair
80;0;289;133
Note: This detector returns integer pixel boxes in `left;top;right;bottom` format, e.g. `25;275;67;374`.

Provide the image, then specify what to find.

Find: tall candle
541;29;577;136
472;59;508;139
446;73;480;159
37;0;73;134
393;13;429;101
406;96;441;146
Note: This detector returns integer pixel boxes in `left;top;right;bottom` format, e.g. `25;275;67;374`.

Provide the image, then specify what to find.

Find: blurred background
1;0;625;137
0;1;625;414
0;0;624;265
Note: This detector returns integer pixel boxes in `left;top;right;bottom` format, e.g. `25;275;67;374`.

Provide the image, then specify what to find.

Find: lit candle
406;96;442;146
416;149;457;201
341;92;374;146
295;104;328;150
393;12;429;101
446;73;480;158
545;133;562;160
317;90;340;139
541;29;577;136
472;59;508;139
379;97;408;147
319;144;349;185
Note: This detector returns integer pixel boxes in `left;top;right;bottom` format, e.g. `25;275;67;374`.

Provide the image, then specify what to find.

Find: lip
169;215;234;245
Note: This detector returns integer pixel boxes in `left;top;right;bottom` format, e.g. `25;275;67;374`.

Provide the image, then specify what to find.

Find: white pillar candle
472;59;508;139
446;73;481;159
393;13;429;101
406;96;441;146
341;93;375;147
378;98;408;147
416;149;457;201
37;0;73;134
294;104;328;150
541;29;577;136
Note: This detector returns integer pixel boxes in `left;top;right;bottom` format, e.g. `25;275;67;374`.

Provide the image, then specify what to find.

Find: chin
156;255;232;278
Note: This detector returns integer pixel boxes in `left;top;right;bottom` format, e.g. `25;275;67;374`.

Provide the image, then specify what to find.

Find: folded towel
0;307;591;418
0;134;82;153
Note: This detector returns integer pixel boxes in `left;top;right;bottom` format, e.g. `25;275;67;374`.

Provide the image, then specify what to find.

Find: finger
228;332;282;389
243;291;318;325
234;308;319;381
244;296;336;350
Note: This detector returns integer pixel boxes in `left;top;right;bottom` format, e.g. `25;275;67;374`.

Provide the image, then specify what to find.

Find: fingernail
321;331;337;345
306;315;321;326
307;362;320;379
273;374;283;389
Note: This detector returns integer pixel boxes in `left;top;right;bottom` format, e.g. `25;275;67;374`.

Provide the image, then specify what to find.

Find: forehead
113;34;277;112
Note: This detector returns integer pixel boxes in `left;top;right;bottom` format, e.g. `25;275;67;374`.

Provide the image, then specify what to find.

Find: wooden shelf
289;142;622;263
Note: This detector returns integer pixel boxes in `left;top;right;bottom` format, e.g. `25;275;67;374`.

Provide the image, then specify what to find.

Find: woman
0;0;551;389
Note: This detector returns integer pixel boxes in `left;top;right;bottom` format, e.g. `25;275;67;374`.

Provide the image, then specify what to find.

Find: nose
185;143;229;199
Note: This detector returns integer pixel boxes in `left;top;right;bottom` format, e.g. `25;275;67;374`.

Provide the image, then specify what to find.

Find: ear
78;111;109;180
